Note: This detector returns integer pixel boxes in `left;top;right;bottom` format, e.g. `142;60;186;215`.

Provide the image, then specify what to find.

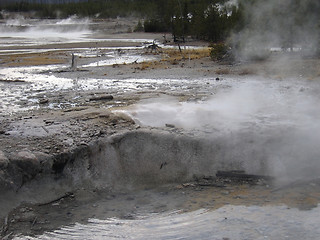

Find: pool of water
13;205;320;240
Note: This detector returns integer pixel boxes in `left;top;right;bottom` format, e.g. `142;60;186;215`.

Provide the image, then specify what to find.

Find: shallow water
0;62;223;114
82;54;157;67
13;205;320;240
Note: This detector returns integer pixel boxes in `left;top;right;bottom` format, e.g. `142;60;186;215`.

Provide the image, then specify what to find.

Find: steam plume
230;0;320;60
129;78;320;183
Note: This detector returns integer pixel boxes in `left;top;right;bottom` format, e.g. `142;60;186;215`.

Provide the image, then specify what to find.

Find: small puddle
82;54;157;67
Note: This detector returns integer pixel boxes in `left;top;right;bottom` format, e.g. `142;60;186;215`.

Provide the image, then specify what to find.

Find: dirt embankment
0;107;136;191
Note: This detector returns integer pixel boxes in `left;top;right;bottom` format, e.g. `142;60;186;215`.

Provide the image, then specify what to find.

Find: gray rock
39;98;49;104
11;151;40;177
33;151;50;164
34;151;52;173
17;151;38;161
0;150;9;169
0;169;15;191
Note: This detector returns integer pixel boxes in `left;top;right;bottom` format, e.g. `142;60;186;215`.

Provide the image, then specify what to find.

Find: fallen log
89;95;114;101
216;170;273;182
38;192;74;206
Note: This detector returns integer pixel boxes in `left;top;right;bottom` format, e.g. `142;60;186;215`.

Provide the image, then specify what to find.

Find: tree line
1;0;319;56
0;0;242;43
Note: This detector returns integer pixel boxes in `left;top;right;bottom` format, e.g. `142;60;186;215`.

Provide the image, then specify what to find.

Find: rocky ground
1;27;320;238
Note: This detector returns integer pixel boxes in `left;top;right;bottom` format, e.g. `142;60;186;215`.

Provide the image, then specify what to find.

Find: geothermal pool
1;17;320;240
12;205;320;240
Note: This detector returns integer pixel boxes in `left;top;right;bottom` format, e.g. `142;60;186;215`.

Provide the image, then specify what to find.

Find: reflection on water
13;205;320;240
82;54;157;67
0;62;222;114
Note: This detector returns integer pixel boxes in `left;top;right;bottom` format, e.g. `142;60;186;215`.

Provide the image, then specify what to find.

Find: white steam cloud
129;77;320;183
230;0;320;60
0;16;92;46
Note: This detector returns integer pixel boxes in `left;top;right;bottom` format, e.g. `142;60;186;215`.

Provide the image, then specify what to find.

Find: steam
0;16;92;45
129;78;320;183
4;15;31;27
130;79;320;131
55;15;90;25
230;0;320;60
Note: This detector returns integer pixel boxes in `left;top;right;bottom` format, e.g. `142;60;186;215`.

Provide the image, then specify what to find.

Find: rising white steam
129;77;320;183
55;15;90;25
230;0;320;60
0;16;92;46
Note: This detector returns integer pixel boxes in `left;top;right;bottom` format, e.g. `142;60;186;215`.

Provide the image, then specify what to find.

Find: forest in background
0;0;243;44
1;0;320;59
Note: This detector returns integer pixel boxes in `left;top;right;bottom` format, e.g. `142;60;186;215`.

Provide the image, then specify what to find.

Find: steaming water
13;205;320;240
127;78;320;183
129;78;320;131
0;16;157;53
0;16;202;54
2;17;320;240
0;17;92;47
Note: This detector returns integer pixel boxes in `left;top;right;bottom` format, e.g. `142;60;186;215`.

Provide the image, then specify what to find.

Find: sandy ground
1;27;320;238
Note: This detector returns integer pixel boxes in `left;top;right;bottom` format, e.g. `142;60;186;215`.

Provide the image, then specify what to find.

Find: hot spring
1;16;320;240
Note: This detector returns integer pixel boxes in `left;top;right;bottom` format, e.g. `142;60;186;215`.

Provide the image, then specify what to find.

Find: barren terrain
1;18;320;239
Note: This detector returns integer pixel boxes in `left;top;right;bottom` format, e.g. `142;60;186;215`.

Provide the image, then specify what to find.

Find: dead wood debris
89;95;114;101
37;192;74;207
177;170;273;189
216;170;273;183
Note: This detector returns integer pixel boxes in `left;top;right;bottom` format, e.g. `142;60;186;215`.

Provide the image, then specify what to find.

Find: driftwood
186;171;273;189
216;170;273;182
89;95;114;101
38;192;74;206
145;41;161;53
0;79;26;83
